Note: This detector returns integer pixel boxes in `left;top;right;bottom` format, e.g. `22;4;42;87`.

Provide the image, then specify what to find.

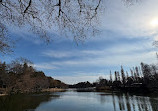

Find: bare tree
7;57;33;74
0;0;104;53
0;26;11;54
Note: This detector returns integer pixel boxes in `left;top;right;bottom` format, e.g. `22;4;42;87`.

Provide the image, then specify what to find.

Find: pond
0;90;158;111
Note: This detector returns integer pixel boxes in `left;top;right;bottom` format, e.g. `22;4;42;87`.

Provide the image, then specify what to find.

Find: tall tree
117;71;121;82
110;70;113;82
151;65;157;76
135;66;140;78
133;67;137;81
130;69;134;79
121;66;125;85
138;66;142;77
114;71;118;81
126;71;129;80
141;62;150;78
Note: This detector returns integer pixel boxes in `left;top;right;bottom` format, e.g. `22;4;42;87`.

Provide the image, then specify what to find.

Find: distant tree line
70;62;158;93
0;58;67;94
69;81;95;88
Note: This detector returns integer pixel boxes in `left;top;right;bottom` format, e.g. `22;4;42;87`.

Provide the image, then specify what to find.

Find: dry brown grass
0;94;7;96
42;88;66;92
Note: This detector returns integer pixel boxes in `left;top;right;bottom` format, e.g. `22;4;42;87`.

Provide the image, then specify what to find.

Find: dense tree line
96;63;158;92
0;58;67;94
69;81;95;88
70;62;158;93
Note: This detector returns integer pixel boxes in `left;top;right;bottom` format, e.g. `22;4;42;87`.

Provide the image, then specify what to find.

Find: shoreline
41;88;66;92
0;94;7;96
0;88;66;95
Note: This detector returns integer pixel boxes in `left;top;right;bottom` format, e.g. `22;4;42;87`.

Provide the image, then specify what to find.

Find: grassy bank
42;88;66;92
0;88;7;96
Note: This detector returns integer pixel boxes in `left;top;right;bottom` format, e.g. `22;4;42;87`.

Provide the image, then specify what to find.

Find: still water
0;90;158;111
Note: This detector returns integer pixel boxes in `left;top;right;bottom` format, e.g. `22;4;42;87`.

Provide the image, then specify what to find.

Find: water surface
0;90;158;111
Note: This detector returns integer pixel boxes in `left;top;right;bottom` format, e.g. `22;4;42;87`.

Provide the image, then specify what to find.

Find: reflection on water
0;91;158;111
111;93;153;111
0;93;59;111
99;92;158;111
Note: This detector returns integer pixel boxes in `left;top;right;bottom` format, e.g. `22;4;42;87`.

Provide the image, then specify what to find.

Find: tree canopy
0;0;105;53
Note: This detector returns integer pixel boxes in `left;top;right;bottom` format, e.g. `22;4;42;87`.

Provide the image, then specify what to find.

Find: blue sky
1;0;158;84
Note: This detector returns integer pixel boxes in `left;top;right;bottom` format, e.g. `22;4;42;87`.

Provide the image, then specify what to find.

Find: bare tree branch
0;0;103;53
24;0;32;13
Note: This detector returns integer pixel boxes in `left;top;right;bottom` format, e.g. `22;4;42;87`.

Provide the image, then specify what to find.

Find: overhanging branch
24;0;32;13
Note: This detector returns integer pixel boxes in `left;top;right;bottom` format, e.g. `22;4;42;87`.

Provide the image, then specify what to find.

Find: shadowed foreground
0;93;59;111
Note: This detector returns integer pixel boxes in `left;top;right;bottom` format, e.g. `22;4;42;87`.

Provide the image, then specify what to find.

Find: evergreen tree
151;65;157;75
121;66;125;85
117;71;121;81
126;71;129;80
135;66;140;78
110;70;113;82
138;66;143;77
115;71;118;81
133;67;137;81
141;62;152;78
130;69;134;79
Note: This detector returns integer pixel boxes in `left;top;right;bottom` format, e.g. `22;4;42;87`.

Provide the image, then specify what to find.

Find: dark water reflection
0;90;158;111
0;93;59;111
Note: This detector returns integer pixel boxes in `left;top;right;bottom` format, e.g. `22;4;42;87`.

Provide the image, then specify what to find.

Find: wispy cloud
45;51;156;67
36;41;157;72
34;63;58;70
42;50;78;58
53;74;110;84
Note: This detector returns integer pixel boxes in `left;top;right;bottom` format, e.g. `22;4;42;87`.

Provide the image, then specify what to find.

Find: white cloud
42;39;154;58
53;74;110;84
42;50;78;58
99;0;158;38
49;51;156;67
34;63;58;70
36;41;157;71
